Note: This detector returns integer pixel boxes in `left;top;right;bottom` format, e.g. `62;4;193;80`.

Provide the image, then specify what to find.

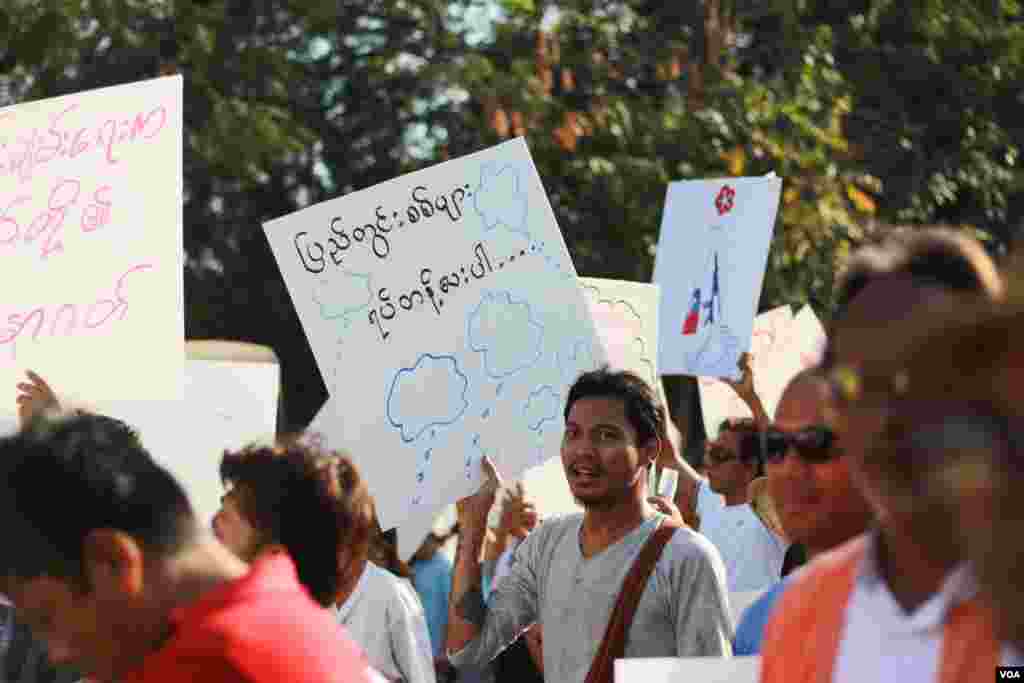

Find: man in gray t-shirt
446;369;733;683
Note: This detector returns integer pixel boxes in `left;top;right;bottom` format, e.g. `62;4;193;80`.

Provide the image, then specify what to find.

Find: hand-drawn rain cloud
524;385;562;433
557;338;597;385
313;270;373;329
473;163;529;238
386;354;470;442
468;291;544;379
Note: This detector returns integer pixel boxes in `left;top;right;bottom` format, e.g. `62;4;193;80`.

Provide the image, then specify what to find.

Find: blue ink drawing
473;163;529;238
683;247;742;377
524;385;561;433
468;433;488;480
313;270;374;330
468;291;544;379
557;339;596;383
386;354;470;442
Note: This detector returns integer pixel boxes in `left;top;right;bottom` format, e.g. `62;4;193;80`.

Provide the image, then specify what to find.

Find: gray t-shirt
450;513;733;683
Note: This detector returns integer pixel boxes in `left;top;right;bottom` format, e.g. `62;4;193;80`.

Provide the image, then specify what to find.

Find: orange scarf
760;534;999;683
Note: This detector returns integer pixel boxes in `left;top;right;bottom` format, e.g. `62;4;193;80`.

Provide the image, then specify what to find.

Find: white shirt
696;481;788;592
335;562;437;683
833;532;1019;682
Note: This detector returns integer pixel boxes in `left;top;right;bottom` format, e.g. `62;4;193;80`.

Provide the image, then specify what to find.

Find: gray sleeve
672;537;734;657
448;531;541;671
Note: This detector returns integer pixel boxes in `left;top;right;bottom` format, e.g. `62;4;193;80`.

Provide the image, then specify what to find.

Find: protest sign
615;657;760;683
0;76;184;411
698;306;793;439
654;177;781;380
266;138;605;547
579;277;660;389
101;347;280;526
780;303;828;370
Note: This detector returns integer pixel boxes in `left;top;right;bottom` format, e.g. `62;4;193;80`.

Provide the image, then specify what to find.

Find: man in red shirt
0;411;373;683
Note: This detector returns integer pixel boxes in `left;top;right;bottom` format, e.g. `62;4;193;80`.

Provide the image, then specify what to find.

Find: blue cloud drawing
468;291;544;379
473;163;529;238
557;339;596;383
524;385;561;433
386;354;470;442
313;270;373;328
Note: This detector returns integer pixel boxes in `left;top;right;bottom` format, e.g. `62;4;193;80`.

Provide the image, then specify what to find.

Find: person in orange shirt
760;229;1006;683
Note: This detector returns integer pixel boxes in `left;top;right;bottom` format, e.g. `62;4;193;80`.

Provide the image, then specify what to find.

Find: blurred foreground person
0;413;373;683
864;288;1024;661
761;229;1006;683
216;442;435;683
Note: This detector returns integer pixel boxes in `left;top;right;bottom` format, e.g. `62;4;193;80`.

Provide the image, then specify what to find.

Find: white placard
579;277;660;389
97;357;279;526
266;138;605;543
654;177;781;380
0;76;184;411
698;306;793;440
615;657;760;683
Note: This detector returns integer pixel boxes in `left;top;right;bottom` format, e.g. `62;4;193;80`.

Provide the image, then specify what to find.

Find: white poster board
579;278;660;389
778;304;828;371
265;138;605;552
97;358;280;526
0;76;184;413
615;657;760;683
654;177;781;380
698;306;793;440
699;304;828;439
0;414;17;438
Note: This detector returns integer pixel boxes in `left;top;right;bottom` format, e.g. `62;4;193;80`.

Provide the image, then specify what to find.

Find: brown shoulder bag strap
584;519;682;683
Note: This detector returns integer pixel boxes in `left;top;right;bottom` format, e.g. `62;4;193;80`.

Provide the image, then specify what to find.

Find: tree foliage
3;0;1021;429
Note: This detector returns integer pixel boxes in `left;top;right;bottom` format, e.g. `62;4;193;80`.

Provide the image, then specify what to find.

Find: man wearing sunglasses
733;369;872;655
760;229;1007;683
683;415;789;594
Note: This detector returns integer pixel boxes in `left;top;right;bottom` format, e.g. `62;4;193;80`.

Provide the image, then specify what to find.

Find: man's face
213;488;263;562
705;431;754;497
6;546;145;681
829;275;958;525
561;397;655;508
767;380;872;554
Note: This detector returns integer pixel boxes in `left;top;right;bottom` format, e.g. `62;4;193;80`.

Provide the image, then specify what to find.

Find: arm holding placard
15;371;61;427
655;418;703;530
723;353;769;427
447;459;539;672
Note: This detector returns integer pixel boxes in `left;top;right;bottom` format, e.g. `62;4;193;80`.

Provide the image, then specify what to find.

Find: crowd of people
1;225;1023;683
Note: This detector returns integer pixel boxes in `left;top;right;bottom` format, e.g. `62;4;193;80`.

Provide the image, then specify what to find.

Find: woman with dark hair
215;440;435;683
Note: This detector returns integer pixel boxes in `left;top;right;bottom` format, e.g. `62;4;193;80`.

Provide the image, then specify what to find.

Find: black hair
0;412;195;586
564;366;665;447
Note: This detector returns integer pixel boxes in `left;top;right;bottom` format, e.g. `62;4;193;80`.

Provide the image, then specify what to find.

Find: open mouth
568;464;603;486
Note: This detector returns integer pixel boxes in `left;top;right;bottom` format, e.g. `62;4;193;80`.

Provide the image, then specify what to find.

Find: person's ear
82;529;146;597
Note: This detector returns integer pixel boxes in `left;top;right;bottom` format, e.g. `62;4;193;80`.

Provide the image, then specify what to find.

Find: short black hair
716;418;764;477
0;413;195;585
219;440;376;605
564;367;665;447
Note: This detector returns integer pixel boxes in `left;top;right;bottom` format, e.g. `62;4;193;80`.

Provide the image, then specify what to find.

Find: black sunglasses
742;426;839;464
